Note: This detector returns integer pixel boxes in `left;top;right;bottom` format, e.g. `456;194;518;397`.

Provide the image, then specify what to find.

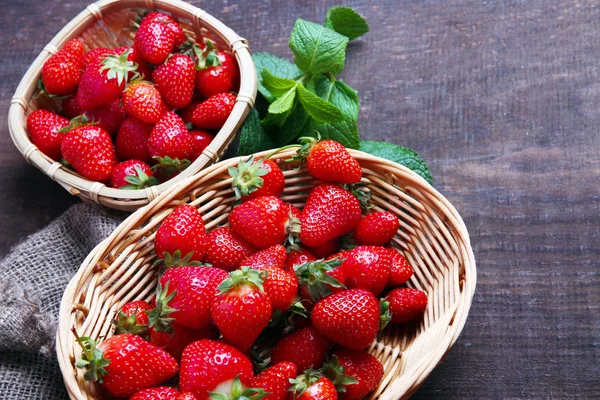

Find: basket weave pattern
8;0;257;211
56;149;476;400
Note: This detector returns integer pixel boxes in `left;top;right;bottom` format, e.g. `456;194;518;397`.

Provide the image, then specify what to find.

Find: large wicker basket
8;0;257;211
56;148;476;400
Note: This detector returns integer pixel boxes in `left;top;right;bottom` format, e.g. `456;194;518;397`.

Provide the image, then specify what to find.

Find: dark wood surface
1;0;599;398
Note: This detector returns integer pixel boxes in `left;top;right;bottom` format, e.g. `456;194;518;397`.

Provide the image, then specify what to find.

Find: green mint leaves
325;6;370;40
359;141;434;185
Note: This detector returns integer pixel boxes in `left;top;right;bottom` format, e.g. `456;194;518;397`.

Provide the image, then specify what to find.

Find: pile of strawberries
27;11;239;189
73;138;428;400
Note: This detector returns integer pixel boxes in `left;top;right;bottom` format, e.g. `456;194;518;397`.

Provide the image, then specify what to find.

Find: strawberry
190;130;215;160
251;362;297;400
62;92;83;118
112;300;152;336
84;48;114;66
300;184;362;247
230;196;299;249
385;288;428;324
115;117;153;163
353;211;399;246
135;15;176;65
110;159;157;189
148;111;195;161
211;267;272;351
229;156;285;201
179;99;202;124
293;137;362;184
191;92;236;130
342;246;391;296
196;51;240;98
83;98;126;136
73;331;178;398
123;81;167;124
204;227;256;271
61;123;117;182
152;266;228;329
240;244;287;270
150;322;215;361
77;49;137;110
312;289;380;350
153;54;196;109
179;339;254;400
260;265;298;311
178;393;200;400
387;249;413;287
143;11;187;47
324;349;383;400
307;238;340;259
41;38;84;96
84;46;151;79
154;204;208;263
271;327;331;372
285;247;316;272
289;371;338;400
26;109;69;160
130;387;181;400
295;258;346;306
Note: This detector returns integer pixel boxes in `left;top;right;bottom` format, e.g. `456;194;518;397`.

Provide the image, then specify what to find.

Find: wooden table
1;0;598;398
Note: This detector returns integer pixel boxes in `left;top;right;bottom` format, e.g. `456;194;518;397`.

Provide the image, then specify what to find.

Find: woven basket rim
56;148;477;400
8;0;257;211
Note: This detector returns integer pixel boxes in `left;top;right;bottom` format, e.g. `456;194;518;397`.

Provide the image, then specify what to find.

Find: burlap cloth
0;203;126;399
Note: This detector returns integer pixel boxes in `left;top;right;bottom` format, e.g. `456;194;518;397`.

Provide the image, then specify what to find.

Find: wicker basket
56;148;476;400
8;0;257;211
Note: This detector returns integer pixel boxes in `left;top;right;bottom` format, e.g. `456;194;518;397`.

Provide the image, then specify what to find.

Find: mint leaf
274;102;310;146
268;84;297;116
238;109;275;156
289;19;349;75
359;140;433;185
297;84;342;123
325;7;369;40
261;69;297;97
253;52;302;102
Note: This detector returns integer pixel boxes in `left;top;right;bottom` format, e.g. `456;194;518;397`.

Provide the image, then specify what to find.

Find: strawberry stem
71;327;110;383
146;282;178;333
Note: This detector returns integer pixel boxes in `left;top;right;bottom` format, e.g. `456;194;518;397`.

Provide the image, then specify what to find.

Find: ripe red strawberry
84;47;115;66
230;196;298;249
240;244;287;270
385;288;428;324
300;184;362;247
62;92;84;118
295;258;346;307
153;266;228;329
115;117;153;163
73;331;178;398
178;393;200;400
135;16;176;64
78;49;137;110
387;249;413;287
84;46;151;79
153;54;196;109
26;109;69;160
294;137;362;184
61;124;117;182
191;92;236;130
289;371;338;400
353;211;399;246
148;111;195;161
83;98;126;136
154;204;208;263
307;238;340;259
271;326;331;372
150;322;215;361
130;386;181;400
229;156;285;201
41;38;84;96
189;130;214;160
179;99;202;124
143;11;187;47
324;349;383;400
342;246;392;296
211;267;272;351
251;362;297;400
110;159;157;189
204;227;256;271
285;247;316;272
179;339;254;400
260;265;298;311
196;51;240;98
123;81;167;124
312;289;380;350
112;300;152;335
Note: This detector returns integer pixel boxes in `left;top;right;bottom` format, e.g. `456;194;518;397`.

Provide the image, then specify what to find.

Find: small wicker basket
8;0;257;211
56;149;476;400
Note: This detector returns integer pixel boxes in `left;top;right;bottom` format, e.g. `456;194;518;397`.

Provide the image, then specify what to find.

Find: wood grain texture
0;0;598;398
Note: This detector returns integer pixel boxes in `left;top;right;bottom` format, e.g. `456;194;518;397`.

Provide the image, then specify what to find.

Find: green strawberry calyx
294;258;345;302
72;327;110;383
182;39;222;71
228;155;270;200
209;375;269;400
146;282;178;334
121;166;159;190
322;355;359;393
218;266;266;294
379;298;392;331
111;309;148;336
289;369;322;398
101;49;138;86
57;114;96;133
151;156;191;181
